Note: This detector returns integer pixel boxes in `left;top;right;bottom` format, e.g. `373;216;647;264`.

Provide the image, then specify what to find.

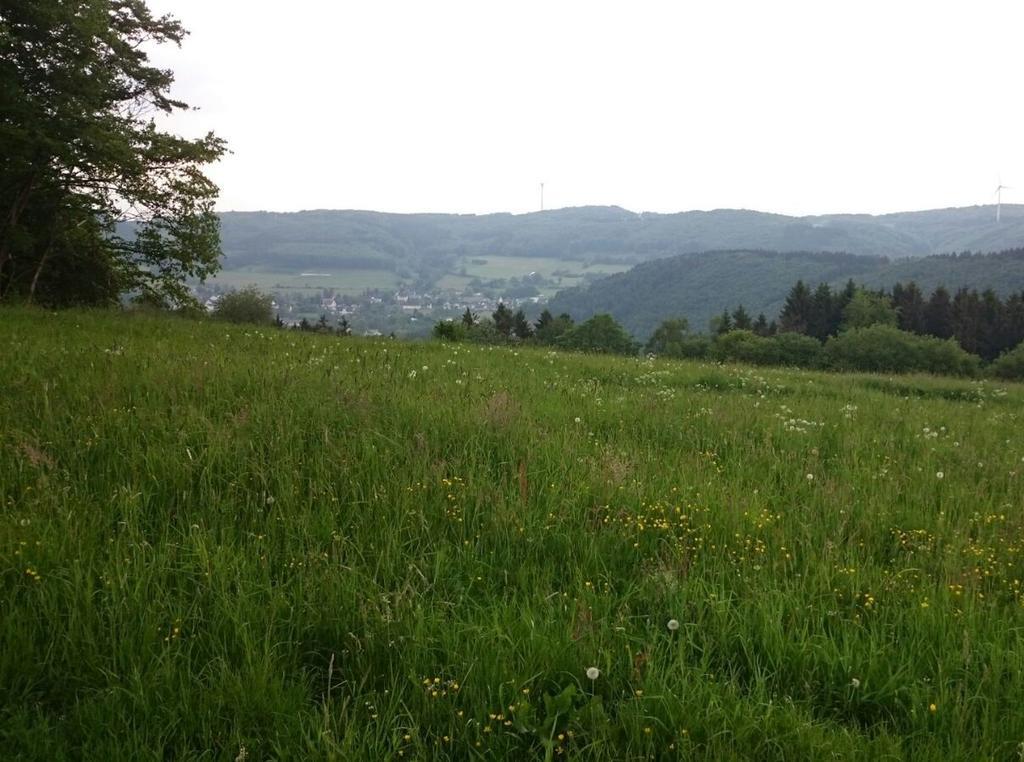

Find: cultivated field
2;309;1023;760
205;267;403;297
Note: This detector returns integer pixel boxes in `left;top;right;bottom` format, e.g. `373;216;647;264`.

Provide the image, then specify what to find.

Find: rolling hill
546;248;1024;338
214;204;1024;277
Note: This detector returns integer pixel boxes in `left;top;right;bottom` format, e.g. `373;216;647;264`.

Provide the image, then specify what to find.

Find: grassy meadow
2;308;1024;760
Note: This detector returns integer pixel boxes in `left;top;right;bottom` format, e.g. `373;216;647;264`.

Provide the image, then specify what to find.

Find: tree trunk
0;173;38;300
26;243;53;304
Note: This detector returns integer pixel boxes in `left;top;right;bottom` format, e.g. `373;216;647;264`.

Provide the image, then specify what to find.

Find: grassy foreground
2;308;1024;760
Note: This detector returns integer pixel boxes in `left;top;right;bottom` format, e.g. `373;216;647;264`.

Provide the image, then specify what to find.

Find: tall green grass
2;307;1024;760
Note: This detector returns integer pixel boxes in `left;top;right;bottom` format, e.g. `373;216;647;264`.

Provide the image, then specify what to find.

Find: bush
773;332;823;368
711;330;781;365
212;287;275;325
465;320;509;344
990;344;1024;380
823;325;979;376
432;320;466;341
674;334;712;359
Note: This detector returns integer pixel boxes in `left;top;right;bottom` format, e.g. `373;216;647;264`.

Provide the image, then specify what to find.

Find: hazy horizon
215;201;1022;218
148;0;1024;217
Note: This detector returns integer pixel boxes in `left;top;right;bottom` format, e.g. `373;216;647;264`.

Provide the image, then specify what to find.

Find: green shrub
823;325;979;376
675;334;712;359
711;330;781;365
432;320;466;341
212;287;274;325
990;344;1024;380
773;332;823;368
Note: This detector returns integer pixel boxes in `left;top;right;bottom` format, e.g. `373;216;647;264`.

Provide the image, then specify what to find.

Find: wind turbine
995;177;1011;223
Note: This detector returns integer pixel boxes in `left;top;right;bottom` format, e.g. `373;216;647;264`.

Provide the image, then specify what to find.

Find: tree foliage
556;314;637;355
212;287;274;325
0;0;226;306
823;325;979;376
841;289;898;330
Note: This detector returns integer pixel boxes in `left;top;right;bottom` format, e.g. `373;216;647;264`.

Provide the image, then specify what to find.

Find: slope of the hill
214;204;1024;275
3;308;1024;759
548;248;1024;337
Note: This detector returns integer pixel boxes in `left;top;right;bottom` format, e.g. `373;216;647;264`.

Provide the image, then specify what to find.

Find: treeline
762;279;1024;362
433;305;638;355
433;284;1024;380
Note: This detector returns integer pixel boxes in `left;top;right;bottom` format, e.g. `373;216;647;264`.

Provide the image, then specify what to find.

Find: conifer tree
731;305;752;330
779;280;813;334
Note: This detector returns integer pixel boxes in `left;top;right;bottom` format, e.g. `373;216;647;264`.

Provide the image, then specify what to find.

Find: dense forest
210;204;1024;279
743;280;1024;362
548;247;1024;337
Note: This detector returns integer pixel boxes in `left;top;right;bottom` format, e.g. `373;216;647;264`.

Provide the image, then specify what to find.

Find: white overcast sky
148;0;1024;217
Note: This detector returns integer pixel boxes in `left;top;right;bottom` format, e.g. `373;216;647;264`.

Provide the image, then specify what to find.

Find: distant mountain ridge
215;204;1024;273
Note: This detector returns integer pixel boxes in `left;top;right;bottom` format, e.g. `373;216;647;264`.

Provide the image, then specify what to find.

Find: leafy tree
841;289;897;331
535;311;574;345
557;314;637;355
213;287;274;325
991;343;1024;380
465;319;507;344
644;318;690;356
0;1;226;305
337;316;352;336
711;330;781;366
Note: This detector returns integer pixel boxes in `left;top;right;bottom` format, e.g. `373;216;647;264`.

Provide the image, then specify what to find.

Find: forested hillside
548;248;1024;337
214;204;1024;277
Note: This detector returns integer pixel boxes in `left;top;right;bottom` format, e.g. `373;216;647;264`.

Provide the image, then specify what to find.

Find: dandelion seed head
586;667;600;680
